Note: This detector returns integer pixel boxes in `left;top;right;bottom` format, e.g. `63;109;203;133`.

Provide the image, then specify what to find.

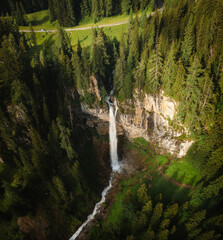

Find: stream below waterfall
69;96;120;240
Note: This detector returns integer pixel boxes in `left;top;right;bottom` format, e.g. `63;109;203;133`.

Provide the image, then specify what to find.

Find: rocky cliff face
81;91;193;158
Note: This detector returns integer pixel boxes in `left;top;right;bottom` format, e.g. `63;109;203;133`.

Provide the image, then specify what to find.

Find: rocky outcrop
81;91;193;158
90;76;101;101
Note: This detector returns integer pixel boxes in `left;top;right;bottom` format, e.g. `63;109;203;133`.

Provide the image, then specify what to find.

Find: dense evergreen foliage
90;182;223;239
0;18;108;239
0;0;223;239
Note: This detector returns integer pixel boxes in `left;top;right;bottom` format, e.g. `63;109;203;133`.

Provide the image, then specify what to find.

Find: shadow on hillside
30;15;49;26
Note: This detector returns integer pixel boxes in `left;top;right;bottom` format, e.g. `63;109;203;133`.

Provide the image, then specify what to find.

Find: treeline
0;18;106;239
47;0;159;27
1;0;162;26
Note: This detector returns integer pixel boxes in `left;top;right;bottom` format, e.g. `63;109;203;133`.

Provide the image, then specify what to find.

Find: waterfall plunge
69;96;120;240
109;98;120;171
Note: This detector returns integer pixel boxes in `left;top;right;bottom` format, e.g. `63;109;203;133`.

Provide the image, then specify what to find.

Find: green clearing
156;155;169;165
106;154;189;227
19;8;152;31
128;137;201;187
70;24;128;48
164;159;202;186
31;23;128;49
17;8;153;50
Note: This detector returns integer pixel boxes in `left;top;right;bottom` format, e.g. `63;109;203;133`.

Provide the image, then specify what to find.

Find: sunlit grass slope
19;8;152;31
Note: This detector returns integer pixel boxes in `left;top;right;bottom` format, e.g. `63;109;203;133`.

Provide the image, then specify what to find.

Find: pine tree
122;0;131;14
196;230;215;240
114;35;132;100
158;229;169;240
150;202;163;227
72;51;88;91
181;15;195;66
172;59;186;101
137;184;148;206
15;1;26;25
140;0;149;11
49;0;56;22
164;203;178;219
92;0;100;23
142;200;153;216
105;0;113;17
56;25;73;56
128;8;134;28
130;17;140;67
90;29;109;86
134;59;146;93
160;219;170;229
185;210;206;232
140;10;147;28
178;56;204;131
54;0;64;26
56;117;76;160
170;225;176;235
81;0;91;19
199;70;215;126
147;16;155;51
162;42;177;96
204;214;223;229
202;175;223;199
66;0;76;26
52;176;67;201
145;43;163;93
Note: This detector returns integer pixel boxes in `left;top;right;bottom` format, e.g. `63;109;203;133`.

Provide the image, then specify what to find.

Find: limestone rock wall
81;91;193;158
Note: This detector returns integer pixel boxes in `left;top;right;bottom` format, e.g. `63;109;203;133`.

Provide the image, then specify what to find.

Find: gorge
70;96;121;240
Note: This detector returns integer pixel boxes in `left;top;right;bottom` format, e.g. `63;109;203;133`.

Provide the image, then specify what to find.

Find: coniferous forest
0;0;223;239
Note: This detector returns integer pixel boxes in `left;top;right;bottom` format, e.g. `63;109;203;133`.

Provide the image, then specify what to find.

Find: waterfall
69;96;120;240
109;98;120;171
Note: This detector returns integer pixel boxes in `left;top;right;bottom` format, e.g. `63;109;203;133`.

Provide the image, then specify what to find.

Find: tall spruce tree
66;0;76;26
49;0;56;22
178;56;204;131
145;43;163;93
162;42;177;96
121;0;131;14
181;15;195;66
92;0;100;23
172;58;186;101
105;0;113;17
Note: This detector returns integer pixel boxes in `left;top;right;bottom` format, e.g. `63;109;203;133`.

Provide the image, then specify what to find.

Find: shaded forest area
0;0;223;239
0;17;112;240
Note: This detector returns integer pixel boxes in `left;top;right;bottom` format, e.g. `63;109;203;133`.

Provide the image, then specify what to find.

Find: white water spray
69;95;120;240
108;98;120;171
